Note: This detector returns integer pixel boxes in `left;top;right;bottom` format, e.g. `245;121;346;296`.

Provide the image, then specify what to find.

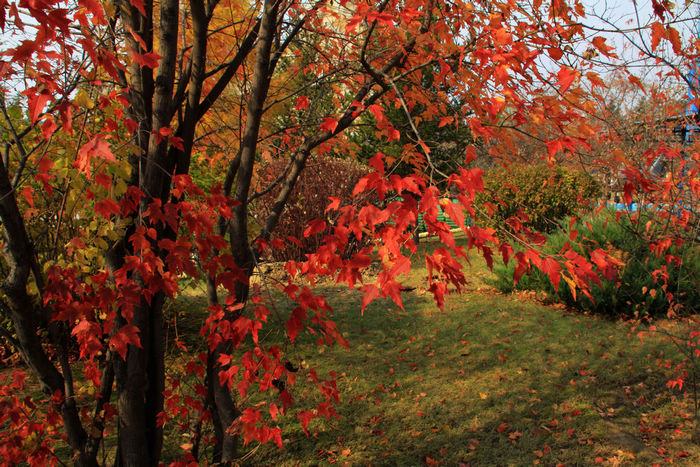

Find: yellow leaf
102;0;116;17
73;89;95;109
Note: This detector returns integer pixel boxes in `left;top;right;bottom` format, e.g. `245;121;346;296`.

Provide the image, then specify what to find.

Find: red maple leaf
74;135;116;177
320;117;338;133
556;67;577;93
295;95;310;110
110;324;142;360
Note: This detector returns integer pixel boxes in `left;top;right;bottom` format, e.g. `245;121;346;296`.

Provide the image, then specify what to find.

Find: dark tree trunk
202;0;278;461
114;0;179;461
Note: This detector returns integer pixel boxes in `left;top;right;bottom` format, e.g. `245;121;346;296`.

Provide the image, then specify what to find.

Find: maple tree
0;0;697;465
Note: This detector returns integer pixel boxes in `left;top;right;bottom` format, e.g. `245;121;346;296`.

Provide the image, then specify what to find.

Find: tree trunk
113;0;180;461
199;0;278;462
116;297;165;466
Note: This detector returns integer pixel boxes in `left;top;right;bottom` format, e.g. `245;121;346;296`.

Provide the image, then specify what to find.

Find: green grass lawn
164;242;700;466
3;239;700;465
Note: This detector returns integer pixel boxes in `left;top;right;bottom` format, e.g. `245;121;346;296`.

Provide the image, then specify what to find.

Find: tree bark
204;0;278;461
116;0;179;463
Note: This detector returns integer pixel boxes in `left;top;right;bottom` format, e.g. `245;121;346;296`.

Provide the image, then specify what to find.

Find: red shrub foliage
254;156;377;262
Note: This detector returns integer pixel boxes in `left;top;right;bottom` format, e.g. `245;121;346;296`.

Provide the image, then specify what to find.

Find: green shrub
493;211;700;318
478;164;600;233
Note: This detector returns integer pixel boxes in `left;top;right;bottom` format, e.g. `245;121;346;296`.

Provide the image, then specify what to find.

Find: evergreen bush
493;211;700;318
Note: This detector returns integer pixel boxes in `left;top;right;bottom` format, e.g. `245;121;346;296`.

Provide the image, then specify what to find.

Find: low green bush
478;164;600;233
493;211;700;318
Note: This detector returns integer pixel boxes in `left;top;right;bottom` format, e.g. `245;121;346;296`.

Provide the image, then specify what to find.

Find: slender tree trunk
201;0;278;461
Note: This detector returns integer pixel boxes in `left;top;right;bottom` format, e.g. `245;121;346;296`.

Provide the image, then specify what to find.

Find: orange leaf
41;116;57;140
110;324;142;360
668;26;681;54
286;307;306;342
628;75;645;92
269;403;279;421
386;126;400;141
556;67;577;94
547;47;563;60
438;116;453;128
390;255;411;277
368;104;385;124
95;199;121;219
325;197;341;212
345;15;363;33
27;92;50;124
74;135;116;177
20;186;34;208
131;50;161;68
541;257;561;291
493;28;512;45
303;219;326;237
586;72;604;89
360;284;381;314
320;117;338;133
592;36;615;57
650;22;665;52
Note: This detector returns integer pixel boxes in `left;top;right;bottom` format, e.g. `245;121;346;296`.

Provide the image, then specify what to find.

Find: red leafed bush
254;155;377;262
